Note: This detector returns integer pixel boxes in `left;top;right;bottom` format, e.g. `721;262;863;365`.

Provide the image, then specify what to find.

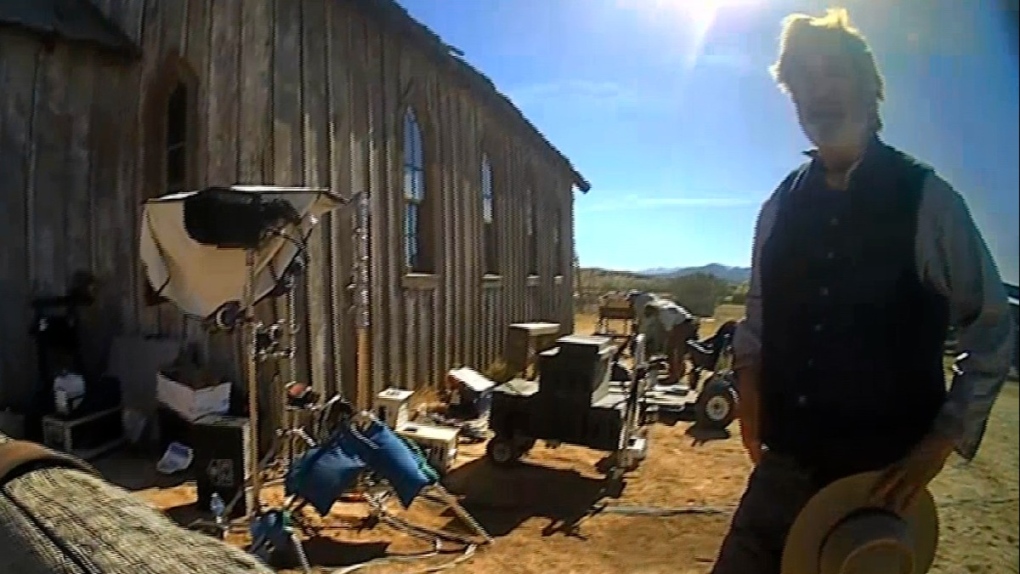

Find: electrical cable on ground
599;504;734;517
593;495;1020;519
329;490;490;574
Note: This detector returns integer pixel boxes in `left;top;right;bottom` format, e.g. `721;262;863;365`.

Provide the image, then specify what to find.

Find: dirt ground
112;306;1018;573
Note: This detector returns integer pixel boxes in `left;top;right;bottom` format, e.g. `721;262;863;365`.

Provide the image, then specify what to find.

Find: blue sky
397;0;1019;284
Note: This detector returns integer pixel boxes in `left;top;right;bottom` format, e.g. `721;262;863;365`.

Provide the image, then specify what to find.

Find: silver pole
243;249;262;516
282;283;298;466
353;193;371;410
619;334;647;472
354;193;370;331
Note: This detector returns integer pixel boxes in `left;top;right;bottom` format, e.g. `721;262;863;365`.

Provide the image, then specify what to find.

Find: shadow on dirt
275;538;389;569
685;424;732;446
160;501;206;528
654;411;731;446
655;408;696;427
158;500;392;570
94;452;192;491
439;457;610;538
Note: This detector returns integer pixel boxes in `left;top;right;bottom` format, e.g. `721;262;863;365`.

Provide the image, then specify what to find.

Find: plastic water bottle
210;492;225;526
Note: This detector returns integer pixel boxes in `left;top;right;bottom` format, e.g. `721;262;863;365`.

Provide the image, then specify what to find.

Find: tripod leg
426;484;493;543
218;432;286;519
289;531;312;574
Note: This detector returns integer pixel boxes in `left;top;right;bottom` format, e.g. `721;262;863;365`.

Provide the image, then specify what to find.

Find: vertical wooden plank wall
326;0;357;403
204;0;241;376
0;0;146;409
0;0;578;420
300;0;332;399
326;3;580;396
0;33;41;409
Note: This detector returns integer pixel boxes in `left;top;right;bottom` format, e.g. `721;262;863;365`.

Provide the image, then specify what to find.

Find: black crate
447;371;495;421
191;414;253;518
491;379;539;437
537;412;587;444
529;384;589;444
584;402;625;452
535;376;611;414
539;337;615;397
556;334;615;356
41;406;125;460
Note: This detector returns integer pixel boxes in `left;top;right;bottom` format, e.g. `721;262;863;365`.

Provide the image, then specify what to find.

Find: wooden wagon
594;293;635;339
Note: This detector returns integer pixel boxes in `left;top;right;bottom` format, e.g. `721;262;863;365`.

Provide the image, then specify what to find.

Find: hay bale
0;434;272;574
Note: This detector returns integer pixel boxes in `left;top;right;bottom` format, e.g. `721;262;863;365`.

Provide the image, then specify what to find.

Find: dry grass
696;304;746;337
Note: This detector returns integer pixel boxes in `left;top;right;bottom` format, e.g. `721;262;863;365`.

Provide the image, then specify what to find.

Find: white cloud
579;193;756;212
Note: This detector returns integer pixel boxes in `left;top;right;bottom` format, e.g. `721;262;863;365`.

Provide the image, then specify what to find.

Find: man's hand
869;433;955;514
735;366;763;465
739;419;764;464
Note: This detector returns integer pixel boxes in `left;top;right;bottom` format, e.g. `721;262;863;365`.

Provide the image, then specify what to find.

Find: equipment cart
485;335;655;477
485;334;739;474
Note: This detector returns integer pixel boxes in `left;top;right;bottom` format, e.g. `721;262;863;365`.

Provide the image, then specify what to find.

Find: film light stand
195;237;313;547
611;333;653;482
217;200;360;513
242;249;262;513
191;246;279;530
241;247;294;515
244;234;310;512
141;187;352;556
212;205;361;527
352;192;371;411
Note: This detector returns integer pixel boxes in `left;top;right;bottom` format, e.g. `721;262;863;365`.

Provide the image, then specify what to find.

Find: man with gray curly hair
712;8;1014;573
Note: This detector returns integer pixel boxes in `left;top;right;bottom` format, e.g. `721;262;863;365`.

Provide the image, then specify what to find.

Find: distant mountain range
638;263;751;283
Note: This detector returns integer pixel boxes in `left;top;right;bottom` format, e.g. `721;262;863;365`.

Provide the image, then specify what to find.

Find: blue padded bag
285;443;366;516
338;421;435;508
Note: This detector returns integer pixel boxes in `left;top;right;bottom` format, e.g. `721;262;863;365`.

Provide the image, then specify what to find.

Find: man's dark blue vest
759;139;950;480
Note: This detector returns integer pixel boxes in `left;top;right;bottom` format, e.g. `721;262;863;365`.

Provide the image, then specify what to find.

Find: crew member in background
626;289;659;350
636;296;700;385
712;9;1015;574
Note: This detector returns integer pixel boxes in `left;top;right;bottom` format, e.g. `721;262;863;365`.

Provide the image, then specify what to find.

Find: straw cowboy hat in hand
782;471;939;574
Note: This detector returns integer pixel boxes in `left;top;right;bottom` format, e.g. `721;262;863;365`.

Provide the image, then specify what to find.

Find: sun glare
618;0;761;20
615;0;763;69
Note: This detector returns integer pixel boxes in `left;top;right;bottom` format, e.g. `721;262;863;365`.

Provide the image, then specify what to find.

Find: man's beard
801;114;870;148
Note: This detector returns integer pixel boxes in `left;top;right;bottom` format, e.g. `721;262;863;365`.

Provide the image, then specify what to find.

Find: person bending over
640;299;699;385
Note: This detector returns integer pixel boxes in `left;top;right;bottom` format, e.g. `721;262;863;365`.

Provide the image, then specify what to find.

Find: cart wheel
487;436;521;467
696;375;738;430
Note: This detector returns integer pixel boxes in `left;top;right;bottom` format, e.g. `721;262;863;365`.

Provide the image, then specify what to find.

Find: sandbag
337;421;435;508
285;442;367;516
0;434;272;574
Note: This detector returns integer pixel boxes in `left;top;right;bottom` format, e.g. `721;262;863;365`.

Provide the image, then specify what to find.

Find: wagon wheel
486;435;522;467
695;374;739;430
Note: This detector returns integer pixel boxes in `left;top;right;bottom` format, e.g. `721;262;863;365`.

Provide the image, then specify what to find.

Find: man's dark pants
664;320;698;385
710;452;824;574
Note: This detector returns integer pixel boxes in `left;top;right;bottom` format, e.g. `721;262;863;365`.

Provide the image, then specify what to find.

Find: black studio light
140;186;349;323
183;187;302;249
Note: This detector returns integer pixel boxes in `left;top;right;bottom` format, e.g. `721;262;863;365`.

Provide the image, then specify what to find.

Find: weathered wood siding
353;5;576;393
0;0;576;424
0;26;145;410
